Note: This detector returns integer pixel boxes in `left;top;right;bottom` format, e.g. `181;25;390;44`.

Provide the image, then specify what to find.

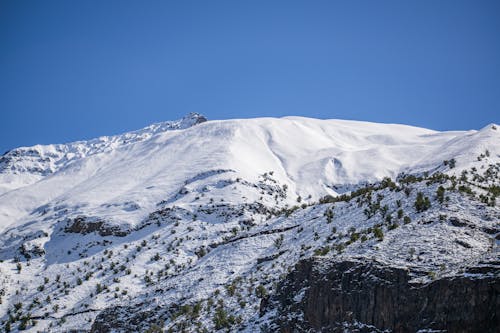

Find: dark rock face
270;259;499;333
0;147;52;175
90;305;167;333
65;216;129;237
19;243;45;259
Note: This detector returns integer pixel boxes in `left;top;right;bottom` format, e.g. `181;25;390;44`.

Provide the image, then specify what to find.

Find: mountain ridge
0;115;498;332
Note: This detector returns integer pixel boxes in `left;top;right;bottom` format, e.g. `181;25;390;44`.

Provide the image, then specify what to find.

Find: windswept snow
0;115;498;332
1;116;497;233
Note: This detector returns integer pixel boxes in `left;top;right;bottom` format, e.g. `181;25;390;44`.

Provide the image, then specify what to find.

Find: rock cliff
270;259;499;333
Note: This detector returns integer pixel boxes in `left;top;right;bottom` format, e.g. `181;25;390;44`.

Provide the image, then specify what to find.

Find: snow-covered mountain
0;114;498;332
0;112;207;195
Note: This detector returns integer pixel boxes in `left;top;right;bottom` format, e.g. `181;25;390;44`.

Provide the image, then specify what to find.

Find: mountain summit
0;113;207;194
0;116;498;332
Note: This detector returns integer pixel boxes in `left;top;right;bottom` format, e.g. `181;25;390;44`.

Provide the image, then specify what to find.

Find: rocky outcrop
0;113;208;183
19;243;45;259
269;259;499;333
64;216;129;237
90;305;169;333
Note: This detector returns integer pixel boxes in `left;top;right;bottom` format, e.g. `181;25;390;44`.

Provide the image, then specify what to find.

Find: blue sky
1;0;499;153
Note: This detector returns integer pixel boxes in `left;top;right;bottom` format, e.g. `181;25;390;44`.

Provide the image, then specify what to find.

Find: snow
0;114;498;332
2;116;496;233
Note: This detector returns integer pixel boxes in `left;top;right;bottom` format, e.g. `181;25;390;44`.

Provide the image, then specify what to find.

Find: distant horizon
2;1;499;153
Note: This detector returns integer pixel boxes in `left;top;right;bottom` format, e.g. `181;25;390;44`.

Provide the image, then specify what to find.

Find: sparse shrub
373;227;384;241
145;323;163;333
255;285;267;298
192;301;202;317
388;223;399;230
443;159;455;168
314;246;330;256
195;246;207;258
335;243;345;253
18;317;28;330
14;302;22;311
436;186;445;204
415;192;431;212
213;305;234;329
449;159;456;168
458;185;474;195
324;208;334;223
274;235;284;249
226;283;237;297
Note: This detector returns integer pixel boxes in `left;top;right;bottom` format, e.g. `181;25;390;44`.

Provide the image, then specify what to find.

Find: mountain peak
0;113;208;191
0;116;498;332
179;112;208;127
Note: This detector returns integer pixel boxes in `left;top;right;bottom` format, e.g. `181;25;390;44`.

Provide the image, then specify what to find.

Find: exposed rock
449;216;470;228
269;259;499;333
64;216;129;237
90;305;169;333
19;243;45;259
455;239;473;248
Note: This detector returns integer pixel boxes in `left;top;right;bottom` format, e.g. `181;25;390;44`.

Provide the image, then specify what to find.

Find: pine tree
415;192;431;212
436;186;445;204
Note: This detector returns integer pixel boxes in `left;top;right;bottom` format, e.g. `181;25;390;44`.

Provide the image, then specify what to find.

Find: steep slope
1;116;493;232
0;116;498;332
0;112;207;195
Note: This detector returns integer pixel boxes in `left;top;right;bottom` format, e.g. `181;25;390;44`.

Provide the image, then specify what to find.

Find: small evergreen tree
145;324;163;333
373;227;384;241
213;305;230;329
274;235;284;249
324;208;334;223
415;192;431;212
255;285;267;298
436;186;445;204
449;158;456;168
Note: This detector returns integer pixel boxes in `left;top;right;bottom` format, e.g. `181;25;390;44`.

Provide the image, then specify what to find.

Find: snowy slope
0;115;498;332
1;116;496;232
0;112;207;195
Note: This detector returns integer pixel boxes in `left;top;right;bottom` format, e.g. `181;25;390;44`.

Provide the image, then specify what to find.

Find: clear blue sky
1;1;499;153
